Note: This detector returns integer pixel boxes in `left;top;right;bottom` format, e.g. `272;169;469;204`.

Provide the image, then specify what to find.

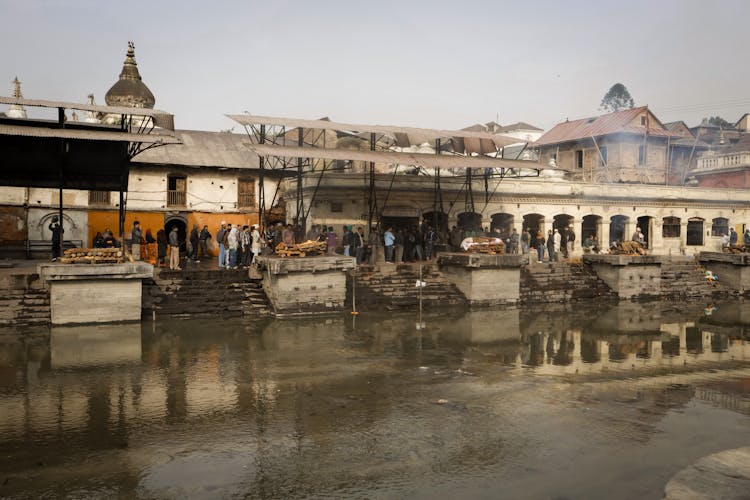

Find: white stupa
6;77;27;119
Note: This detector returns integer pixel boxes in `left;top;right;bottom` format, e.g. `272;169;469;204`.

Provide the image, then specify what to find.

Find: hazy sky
2;0;749;133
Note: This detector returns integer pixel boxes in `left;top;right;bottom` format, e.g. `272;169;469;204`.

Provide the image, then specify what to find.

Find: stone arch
164;215;188;254
636;215;654;248
457;212;482;232
687;217;704;246
490;213;514;237
582;214;602;242
523;213;544;237
609;215;629;245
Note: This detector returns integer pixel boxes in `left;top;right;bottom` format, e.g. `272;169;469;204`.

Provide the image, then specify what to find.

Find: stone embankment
0;271;49;328
521;261;617;303
660;256;728;298
142;269;272;319
347;263;467;310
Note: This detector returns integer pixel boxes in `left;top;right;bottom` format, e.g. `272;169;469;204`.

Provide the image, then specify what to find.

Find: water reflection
0;301;749;498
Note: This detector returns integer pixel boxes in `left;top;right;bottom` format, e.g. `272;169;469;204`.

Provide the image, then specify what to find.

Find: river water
1;301;749;499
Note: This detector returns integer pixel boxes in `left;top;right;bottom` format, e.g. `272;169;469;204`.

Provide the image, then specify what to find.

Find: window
599;146;607;166
330;202;343;213
237;178;256;209
687;218;704;246
640;116;647;126
638;145;646;165
711;217;729;237
662;216;681;238
88;190;110;205
167;175;186;207
576;150;583;169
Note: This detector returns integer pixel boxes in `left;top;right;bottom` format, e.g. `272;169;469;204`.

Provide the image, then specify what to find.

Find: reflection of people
49;216;63;261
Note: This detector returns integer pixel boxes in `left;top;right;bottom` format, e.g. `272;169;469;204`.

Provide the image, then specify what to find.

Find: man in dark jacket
199;225;211;259
189;224;200;263
131;221;142;261
49;216;63;261
168;226;181;270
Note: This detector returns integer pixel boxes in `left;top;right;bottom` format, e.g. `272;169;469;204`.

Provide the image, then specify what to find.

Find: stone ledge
698;251;750;265
438;252;524;269
583;254;664;266
38;262;154;281
256;255;356;275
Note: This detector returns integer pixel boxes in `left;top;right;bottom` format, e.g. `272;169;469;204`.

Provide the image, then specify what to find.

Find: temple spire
7;77;27;118
105;41;155;109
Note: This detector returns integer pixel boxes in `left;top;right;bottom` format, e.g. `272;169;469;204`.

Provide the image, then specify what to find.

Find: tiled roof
495;121;543;132
533;107;679;147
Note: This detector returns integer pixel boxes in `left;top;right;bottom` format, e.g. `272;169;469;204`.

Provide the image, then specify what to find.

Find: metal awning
0;123;181;144
228;113;522;148
244;143;557;171
0;96;175;130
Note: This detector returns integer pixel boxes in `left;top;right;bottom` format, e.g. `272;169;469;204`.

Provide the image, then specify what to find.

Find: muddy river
1;300;749;499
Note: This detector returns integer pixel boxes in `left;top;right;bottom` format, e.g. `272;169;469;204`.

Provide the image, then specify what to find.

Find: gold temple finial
12;76;23;99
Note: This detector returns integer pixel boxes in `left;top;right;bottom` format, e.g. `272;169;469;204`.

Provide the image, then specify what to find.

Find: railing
88;191;110;205
696;152;750;171
167;190;186;207
237;193;256;209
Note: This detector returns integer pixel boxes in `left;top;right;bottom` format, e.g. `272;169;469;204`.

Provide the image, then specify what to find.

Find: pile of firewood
609;241;646;255
275;240;328;257
723;245;750;254
464;237;505;254
60;247;124;264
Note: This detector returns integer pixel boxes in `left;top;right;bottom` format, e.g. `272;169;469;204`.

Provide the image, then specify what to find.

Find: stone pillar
680;221;689;254
600;219;610;248
651;218;663;252
624;218;635;243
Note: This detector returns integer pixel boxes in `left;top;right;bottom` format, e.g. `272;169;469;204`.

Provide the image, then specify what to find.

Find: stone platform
256;255;356;316
38;262;153;325
664;446;750;499
583;254;663;299
438;253;525;306
698;251;750;294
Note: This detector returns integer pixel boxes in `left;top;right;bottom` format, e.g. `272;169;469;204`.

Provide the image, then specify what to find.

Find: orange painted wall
87;210;259;254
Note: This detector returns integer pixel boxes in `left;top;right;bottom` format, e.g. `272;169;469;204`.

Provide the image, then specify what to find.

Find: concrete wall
588;258;662;298
441;267;520;306
48;280;142;325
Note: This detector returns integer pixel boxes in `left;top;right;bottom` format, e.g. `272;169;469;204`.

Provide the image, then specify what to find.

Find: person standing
536;231;546;263
241;225;252;268
199;225;211;259
326;226;338;255
560;227;568;259
216;221;227;269
730;227;738;247
368;226;380;265
509;228;519;254
547;229;556;262
394;228;405;263
744;229;750;247
521;228;530;254
189;224;200;263
49;216;63;261
282;224;295;246
228;224;239;269
553;229;561;259
566;226;576;256
131;220;142;261
168;226;181;270
425;226;438;260
250;224;262;264
156;228;168;267
383;227;395;263
342;226;353;257
145;228;156;265
354;226;364;264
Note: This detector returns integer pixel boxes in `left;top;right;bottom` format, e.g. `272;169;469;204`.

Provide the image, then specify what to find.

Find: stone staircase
660;257;729;298
0;272;50;327
348;263;467;310
521;261;616;304
143;269;272;319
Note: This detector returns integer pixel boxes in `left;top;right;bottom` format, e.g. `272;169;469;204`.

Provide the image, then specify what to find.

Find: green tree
704;116;731;127
599;83;635;113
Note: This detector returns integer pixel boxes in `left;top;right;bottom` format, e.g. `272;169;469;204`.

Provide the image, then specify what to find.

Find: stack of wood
723;244;750;254
609;241;646;255
59;247;124;264
463;237;505;254
275;240;327;257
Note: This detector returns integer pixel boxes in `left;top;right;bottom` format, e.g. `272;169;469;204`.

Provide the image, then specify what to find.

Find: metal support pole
57;107;65;258
297;127;304;235
258;124;266;231
367;132;377;237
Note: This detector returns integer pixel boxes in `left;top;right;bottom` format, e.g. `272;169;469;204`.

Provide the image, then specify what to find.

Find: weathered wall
441;267;520;306
48;280;142;325
589;260;661;298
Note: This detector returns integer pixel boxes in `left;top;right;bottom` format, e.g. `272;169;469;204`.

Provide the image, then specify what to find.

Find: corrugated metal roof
533;107;680;147
227;113;522;147
0;123;180;144
134;129;259;169
0;96;174;130
245;143;565;171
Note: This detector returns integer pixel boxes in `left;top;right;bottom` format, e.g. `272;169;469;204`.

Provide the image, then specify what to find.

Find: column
680;220;689;254
600;218;610;248
651;218;663;253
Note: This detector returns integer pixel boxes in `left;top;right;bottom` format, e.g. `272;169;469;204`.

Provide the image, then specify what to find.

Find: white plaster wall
27;208;87;243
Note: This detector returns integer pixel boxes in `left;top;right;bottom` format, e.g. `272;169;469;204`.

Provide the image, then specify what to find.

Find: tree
599;83;635;113
703;116;732;128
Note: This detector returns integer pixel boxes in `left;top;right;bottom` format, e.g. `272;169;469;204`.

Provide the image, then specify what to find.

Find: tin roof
133;129;259;169
533;107;679;147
